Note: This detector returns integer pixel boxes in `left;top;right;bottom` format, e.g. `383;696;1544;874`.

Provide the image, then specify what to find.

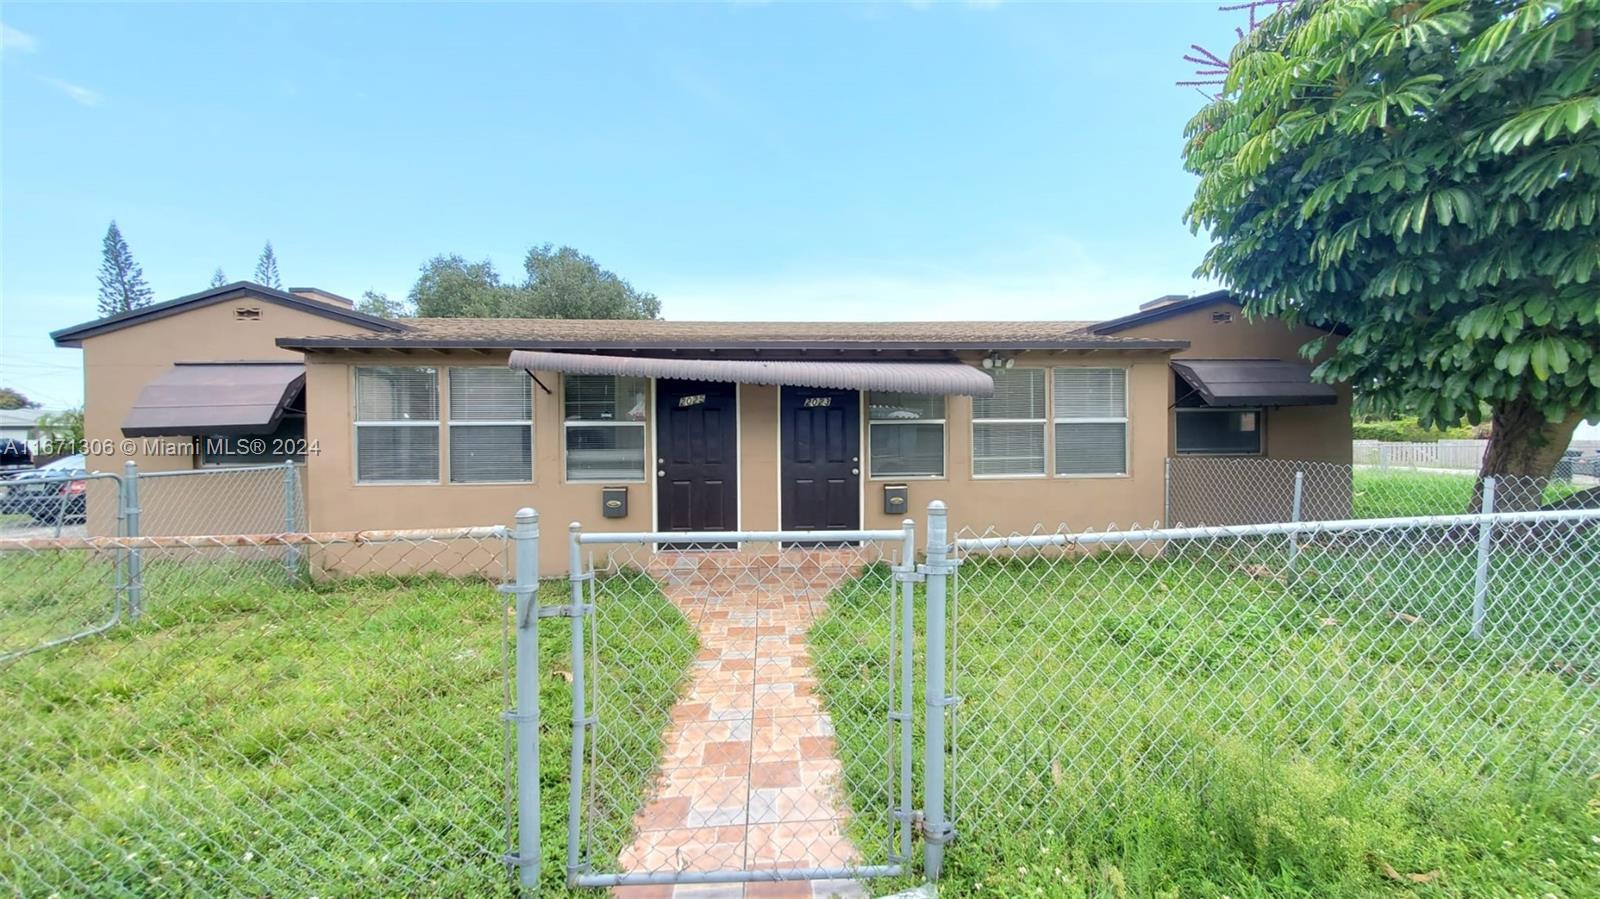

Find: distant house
0;408;53;446
52;282;1349;571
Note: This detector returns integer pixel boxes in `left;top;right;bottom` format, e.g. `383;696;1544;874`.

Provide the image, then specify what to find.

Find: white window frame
561;374;649;484
446;367;535;485
971;367;1048;479
1052;366;1130;478
867;393;946;480
1175;407;1264;456
353;366;441;486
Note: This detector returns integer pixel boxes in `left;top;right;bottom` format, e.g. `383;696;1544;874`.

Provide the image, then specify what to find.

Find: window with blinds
355;367;440;482
972;368;1046;476
1053;367;1128;475
868;392;945;478
448;368;533;483
564;375;648;481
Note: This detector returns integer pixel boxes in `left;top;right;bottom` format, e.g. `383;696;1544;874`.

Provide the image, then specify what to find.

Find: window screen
972;369;1046;476
1176;409;1262;455
564;375;648;481
355;367;439;482
200;415;306;467
868;392;945;478
1053;368;1128;475
449;368;533;483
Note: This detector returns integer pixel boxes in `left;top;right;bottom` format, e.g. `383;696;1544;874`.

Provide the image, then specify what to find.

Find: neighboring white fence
1353;439;1489;470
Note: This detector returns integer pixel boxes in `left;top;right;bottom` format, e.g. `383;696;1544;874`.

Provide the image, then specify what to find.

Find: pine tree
254;242;282;289
210;267;227;288
96;221;155;317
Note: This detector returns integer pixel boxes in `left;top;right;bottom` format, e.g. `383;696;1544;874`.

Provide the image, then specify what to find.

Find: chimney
290;287;355;309
1139;293;1189;312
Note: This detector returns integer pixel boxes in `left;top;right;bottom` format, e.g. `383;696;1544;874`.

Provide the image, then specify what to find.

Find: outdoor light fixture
981;353;1016;370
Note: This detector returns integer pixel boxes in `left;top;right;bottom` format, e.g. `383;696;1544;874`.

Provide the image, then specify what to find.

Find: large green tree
1184;0;1600;507
0;388;40;410
407;245;660;319
96;221;154;316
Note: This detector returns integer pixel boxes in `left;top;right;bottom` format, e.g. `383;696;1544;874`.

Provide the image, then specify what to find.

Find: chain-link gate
500;511;939;894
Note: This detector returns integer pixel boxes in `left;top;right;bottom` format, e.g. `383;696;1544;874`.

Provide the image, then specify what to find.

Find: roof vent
234;307;262;321
1139;294;1189;312
290;287;356;309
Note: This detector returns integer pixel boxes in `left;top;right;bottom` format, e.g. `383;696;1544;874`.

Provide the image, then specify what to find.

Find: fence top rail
139;462;303;477
0;524;509;553
575;527;907;545
955;507;1600;551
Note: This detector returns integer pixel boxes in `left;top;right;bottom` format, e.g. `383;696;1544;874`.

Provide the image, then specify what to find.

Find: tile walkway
614;550;874;899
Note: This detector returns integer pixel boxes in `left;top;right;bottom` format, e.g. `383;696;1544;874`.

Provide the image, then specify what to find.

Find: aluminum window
354;367;439;483
448;367;533;483
564;374;648;481
1053;367;1128;476
1176;408;1262;455
868;392;945;478
972;368;1046;476
199;415;306;467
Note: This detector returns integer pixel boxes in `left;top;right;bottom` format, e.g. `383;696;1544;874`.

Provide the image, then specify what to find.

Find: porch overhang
508;350;996;397
121;362;306;437
1172;359;1337;407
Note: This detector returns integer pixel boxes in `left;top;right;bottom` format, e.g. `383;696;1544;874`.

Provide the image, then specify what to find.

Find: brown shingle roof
276;318;1188;352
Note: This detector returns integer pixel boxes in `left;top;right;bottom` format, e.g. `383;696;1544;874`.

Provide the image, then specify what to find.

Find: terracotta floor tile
615;551;876;899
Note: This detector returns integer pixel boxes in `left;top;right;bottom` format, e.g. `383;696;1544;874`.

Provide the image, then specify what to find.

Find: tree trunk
1471;400;1585;512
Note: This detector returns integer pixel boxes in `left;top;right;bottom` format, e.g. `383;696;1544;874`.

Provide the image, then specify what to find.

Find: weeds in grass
812;537;1600;898
0;554;696;897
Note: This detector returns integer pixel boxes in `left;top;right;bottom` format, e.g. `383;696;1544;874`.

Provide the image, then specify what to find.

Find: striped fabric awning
508;350;995;397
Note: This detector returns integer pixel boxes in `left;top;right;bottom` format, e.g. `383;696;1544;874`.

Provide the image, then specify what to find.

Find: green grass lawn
1352;468;1584;519
0;554;696;897
813;539;1600;898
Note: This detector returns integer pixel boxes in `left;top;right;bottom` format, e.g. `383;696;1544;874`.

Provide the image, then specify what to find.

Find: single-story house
52;282;1350;572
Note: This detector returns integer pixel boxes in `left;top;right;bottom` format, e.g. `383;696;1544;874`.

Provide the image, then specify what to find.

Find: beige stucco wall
301;349;1173;575
1113;300;1354;523
1110;301;1354;463
73;293;371;534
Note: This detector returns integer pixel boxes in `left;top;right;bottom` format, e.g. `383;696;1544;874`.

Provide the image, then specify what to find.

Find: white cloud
40;76;102;107
2;23;38;53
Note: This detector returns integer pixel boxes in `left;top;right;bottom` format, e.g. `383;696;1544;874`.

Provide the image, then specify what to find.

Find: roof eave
50;282;409;348
277;337;1191;352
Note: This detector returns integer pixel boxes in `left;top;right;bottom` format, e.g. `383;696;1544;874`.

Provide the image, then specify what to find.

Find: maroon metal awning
121;362;305;437
1172;359;1337;407
508;350;995;397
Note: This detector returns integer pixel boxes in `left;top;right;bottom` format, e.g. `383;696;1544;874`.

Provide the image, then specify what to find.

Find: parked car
0;454;90;525
0;438;31;478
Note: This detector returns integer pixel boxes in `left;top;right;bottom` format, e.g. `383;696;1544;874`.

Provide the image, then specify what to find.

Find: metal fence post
921;500;954;880
893;516;917;864
1163;456;1172;526
281;460;301;578
507;508;541;887
1471;477;1496;639
123;461;143;622
565;522;592;885
1287;469;1304;574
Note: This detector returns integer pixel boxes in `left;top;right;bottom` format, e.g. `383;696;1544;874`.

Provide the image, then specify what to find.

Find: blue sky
2;1;1235;409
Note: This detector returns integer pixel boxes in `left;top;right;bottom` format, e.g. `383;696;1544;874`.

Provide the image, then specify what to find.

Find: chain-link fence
136;463;306;536
0;525;515;895
556;532;911;895
1168;456;1599;526
943;507;1599;895
0;470;122;540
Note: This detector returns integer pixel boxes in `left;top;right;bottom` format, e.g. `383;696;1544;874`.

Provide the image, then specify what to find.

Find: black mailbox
883;484;909;517
601;486;628;519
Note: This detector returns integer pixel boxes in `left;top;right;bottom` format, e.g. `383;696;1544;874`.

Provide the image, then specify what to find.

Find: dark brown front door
656;380;738;537
780;386;861;533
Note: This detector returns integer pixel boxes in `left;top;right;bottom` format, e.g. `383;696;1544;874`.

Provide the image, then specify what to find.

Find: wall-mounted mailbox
601;486;628;519
883;484;909;517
